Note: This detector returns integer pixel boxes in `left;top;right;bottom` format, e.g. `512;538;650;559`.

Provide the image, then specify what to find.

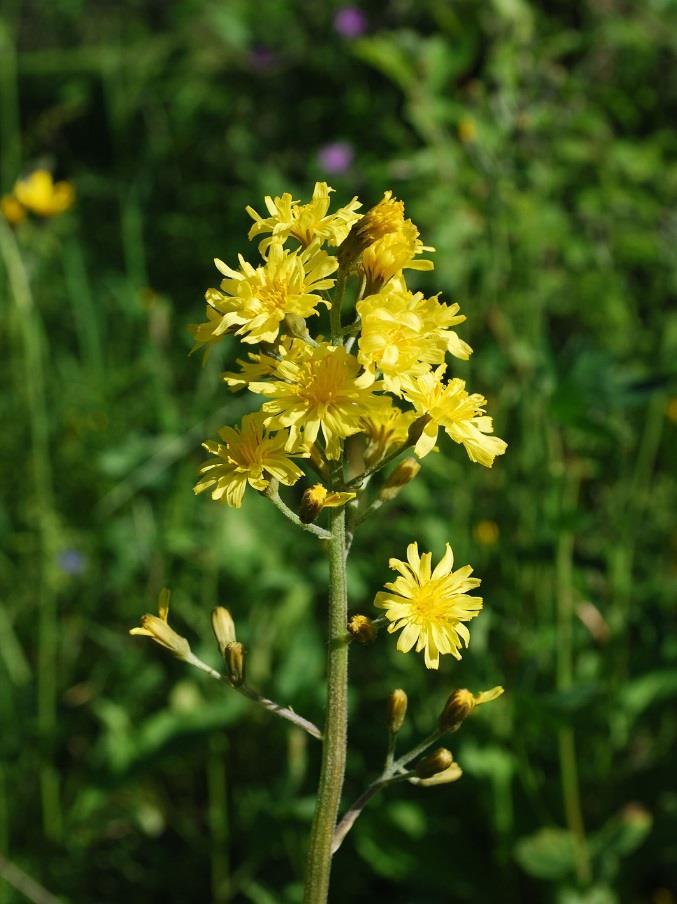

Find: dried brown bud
387;689;408;734
211;607;236;658
415;747;454;779
379;458;421;502
438;689;476;733
225;641;246;687
347;614;377;645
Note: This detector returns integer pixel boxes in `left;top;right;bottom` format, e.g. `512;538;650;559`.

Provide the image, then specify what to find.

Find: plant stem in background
303;506;349;904
0;221;62;841
556;470;590;885
208;735;230;904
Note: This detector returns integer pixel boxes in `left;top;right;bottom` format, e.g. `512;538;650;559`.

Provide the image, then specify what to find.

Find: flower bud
225;641;246;687
387;689;408;734
211;607;236;658
379;458;421;502
415;762;463;787
299;485;328;523
406;414;432;449
129;589;192;661
299;484;357;523
415;747;454;779
347;614;377;645
438;686;504;733
438;689;476;733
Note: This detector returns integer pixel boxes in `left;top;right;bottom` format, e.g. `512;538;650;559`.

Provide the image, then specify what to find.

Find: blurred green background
1;1;676;901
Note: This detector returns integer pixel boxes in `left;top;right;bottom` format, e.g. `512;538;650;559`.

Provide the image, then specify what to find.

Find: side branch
265;483;332;540
187;652;323;741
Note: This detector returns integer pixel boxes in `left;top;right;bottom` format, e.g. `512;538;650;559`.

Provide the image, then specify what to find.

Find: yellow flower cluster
1;169;75;224
192;183;507;667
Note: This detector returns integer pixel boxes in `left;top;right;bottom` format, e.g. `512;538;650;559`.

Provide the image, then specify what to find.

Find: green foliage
0;0;676;901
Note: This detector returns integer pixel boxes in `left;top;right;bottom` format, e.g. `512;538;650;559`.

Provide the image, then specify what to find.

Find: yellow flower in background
374;542;483;669
402;366;507;466
248;340;390;459
246;181;362;253
361;219;434;293
194;411;305;508
130;588;192;660
14;169;74;217
359;404;416;468
197;242;337;346
1;194;26;225
474;519;500;546
356;286;472;393
458;117;478;144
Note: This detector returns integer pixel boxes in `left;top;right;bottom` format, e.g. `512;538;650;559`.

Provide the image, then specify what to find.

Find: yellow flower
359;404;416;468
338;190;406;266
246;181;362;253
247;340;390;459
194;412;305;508
1;194;26;224
130;588;192;660
474;519;499;546
458;117;477;144
402;366;507;466
13;169;74;217
299;484;356;523
195;242;337;346
356;286;472;393
361;219;434;293
374;542;483;669
222;338;296;389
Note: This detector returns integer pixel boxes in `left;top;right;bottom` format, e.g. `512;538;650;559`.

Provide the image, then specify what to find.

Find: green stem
0;220;61;840
303;507;349;903
556;473;591;885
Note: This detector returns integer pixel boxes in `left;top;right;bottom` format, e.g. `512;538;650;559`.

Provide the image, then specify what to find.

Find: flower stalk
303;505;350;903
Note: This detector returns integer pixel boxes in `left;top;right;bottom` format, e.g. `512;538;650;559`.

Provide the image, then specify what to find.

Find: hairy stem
303;507;349;903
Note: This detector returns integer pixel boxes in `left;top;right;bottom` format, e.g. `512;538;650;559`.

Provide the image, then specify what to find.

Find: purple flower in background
57;549;86;576
317;141;354;175
248;45;277;72
334;7;367;39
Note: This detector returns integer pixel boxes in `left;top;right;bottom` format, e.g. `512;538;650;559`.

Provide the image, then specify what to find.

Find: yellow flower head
374;542;483;669
246;181;362;253
402;366;507;466
356;287;472;394
194;411;305;508
13;169;74;217
359;404;416;468
196;242;337;346
1;194;26;225
129;588;192;660
338;190;405;266
361;219;434;293
247;340;391;459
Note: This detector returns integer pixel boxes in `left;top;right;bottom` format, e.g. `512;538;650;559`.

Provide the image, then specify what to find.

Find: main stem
303;507;349;903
